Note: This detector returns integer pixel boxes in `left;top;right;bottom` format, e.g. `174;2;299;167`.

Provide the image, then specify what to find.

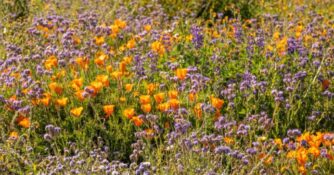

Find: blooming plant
1;0;334;174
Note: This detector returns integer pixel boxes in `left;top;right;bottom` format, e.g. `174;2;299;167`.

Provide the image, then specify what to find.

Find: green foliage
0;0;29;20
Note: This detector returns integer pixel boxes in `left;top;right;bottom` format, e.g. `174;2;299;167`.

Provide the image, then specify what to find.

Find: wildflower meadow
1;0;334;174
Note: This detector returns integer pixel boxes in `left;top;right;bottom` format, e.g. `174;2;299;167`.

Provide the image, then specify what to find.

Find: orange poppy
131;116;143;127
126;39;136;49
194;103;202;118
188;92;197;102
44;55;58;70
211;96;224;109
9;131;19;140
71;78;83;91
16;115;30;128
169;99;180;110
119;61;127;74
94;36;105;45
75;90;85;101
49;82;63;95
168;90;178;99
123;108;135;119
141;104;152;113
322;79;330;90
103;105;115;117
175;68;188;80
144;25;151;32
125;84;134;92
147;83;156;94
151;41;165;56
96;75;109;87
70;107;84;117
139;95;151;104
157;102;170;112
154;93;165;104
56;97;68;107
114;19;127;29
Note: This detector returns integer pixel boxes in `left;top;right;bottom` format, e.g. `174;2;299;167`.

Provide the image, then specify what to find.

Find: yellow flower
75;90;85;101
157;102;170;112
44;55;58;70
151;41;165;56
111;71;122;79
139;95;151;104
94;36;105;45
120;96;127;103
106;65;113;73
71;78;83;91
123;108;135;119
168;90;178;99
188;92;197;102
211;96;224;109
96;75;109;87
123;56;133;64
90;81;103;93
114;19;127;29
147;83;156;94
186;34;193;41
141;103;152;113
70;107;84;117
103;105;115;117
16;115;30;128
126;39;136;49
131;116;143;127
144;25;152;32
273;31;280;40
56;97;68;107
154;93;165;104
296;147;308;165
175;68;188;81
168;99;180;110
194;103;202;118
224;137;235;145
75;57;89;70
40;97;50;106
308;146;320;157
125;84;134;92
119;61;127;74
9;131;19;140
49;82;63;95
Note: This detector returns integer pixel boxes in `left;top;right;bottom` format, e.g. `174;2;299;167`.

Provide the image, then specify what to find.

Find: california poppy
131;116;143;127
139;95;151;104
56;97;68;107
44;55;58;70
123;108;135;119
9;131;19;140
49;82;63;95
16;115;30;128
154;93;165;104
141;103;152;113
96;75;109;87
70;107;84;117
94;36;105;45
168;90;178;99
125;84;134;92
211;96;224;109
322;79;330;90
151;41;165;56
103;105;115;117
194;103;202;118
169;99;180;110
175;68;188;80
158;102;170;112
126;39;136;49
